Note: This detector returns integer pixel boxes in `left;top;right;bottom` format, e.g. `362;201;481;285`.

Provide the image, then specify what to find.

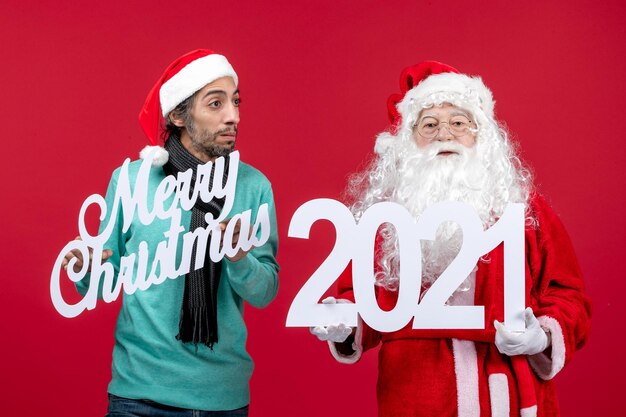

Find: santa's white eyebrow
419;109;473;120
450;109;472;118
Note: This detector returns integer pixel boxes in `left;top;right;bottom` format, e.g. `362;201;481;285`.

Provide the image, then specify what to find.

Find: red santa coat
329;194;591;417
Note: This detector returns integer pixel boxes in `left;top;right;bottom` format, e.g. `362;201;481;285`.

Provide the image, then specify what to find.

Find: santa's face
357;101;530;290
180;76;240;161
412;103;476;153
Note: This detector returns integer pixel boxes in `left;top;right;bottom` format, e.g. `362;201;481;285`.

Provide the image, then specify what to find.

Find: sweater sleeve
222;183;279;308
526;194;592;380
74;169;127;300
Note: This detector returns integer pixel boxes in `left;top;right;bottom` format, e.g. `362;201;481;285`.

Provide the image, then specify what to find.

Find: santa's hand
309;297;354;343
494;307;550;356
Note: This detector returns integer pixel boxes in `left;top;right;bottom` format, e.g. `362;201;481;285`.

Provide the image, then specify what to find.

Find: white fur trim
397;72;494;132
328;314;363;364
160;54;238;116
521;405;538;417
374;131;395;155
527;316;566;380
139;145;169;167
488;373;510;417
452;339;480;417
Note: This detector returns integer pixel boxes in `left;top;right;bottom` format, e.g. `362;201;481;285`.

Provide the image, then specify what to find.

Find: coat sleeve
526;194;592;380
327;261;382;364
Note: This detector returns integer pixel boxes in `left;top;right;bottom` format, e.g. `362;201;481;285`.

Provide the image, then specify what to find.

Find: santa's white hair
347;73;534;291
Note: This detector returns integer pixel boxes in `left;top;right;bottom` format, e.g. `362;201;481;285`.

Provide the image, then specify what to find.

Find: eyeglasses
413;115;475;139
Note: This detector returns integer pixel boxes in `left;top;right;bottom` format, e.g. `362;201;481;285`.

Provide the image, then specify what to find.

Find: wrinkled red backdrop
1;1;624;416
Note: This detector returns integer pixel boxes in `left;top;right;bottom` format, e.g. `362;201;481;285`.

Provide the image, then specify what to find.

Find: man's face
180;76;240;160
412;103;476;153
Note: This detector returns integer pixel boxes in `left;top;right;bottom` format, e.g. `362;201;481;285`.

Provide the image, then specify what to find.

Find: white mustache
423;142;467;159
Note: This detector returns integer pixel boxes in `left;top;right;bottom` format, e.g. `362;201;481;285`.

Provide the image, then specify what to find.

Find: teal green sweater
76;156;279;411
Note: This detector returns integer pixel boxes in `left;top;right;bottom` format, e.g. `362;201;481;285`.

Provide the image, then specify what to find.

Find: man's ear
168;111;186;128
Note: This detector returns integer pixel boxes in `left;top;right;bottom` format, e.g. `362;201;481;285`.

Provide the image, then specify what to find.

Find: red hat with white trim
375;61;495;155
387;61;494;133
387;61;460;128
138;49;238;146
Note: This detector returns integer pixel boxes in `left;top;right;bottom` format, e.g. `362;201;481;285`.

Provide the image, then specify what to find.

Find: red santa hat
138;49;238;147
387;61;495;132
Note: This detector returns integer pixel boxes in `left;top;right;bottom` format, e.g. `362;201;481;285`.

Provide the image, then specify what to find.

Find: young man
64;49;279;416
312;61;591;417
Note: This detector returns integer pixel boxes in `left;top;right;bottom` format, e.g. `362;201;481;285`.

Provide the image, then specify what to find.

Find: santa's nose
435;124;455;141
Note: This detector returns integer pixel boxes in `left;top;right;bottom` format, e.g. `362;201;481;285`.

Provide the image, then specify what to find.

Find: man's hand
309;297;354;343
61;236;113;273
494;307;550;356
220;218;251;262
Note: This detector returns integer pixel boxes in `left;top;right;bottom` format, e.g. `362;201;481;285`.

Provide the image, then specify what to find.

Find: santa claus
311;61;591;417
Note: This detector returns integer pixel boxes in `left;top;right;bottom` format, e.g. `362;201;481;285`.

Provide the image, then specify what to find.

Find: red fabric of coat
329;194;591;417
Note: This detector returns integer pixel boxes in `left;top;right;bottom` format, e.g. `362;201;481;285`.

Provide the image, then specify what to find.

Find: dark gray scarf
164;134;229;349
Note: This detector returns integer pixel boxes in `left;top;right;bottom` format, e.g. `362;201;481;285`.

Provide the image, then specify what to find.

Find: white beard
349;126;531;291
376;138;522;290
395;141;489;220
393;141;491;287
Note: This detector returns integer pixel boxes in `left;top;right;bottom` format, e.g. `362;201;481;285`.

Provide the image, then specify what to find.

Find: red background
1;1;624;415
